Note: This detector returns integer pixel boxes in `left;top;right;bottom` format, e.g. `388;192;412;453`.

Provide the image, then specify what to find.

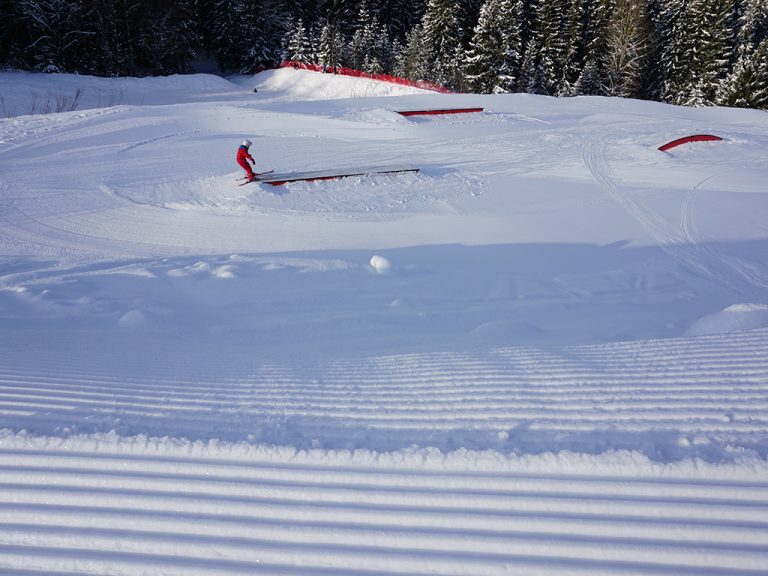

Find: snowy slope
1;67;767;575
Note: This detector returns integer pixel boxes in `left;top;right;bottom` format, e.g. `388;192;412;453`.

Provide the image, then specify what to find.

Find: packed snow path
1;69;768;574
0;437;767;576
1;329;767;458
0;329;767;574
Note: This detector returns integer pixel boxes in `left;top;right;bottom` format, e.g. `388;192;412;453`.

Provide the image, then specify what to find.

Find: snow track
1;438;767;575
1;331;767;574
583;135;768;293
1;330;767;456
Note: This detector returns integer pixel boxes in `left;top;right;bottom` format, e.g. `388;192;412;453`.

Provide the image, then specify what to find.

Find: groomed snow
0;67;767;574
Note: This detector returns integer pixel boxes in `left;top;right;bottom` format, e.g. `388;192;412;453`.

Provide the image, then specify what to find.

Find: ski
236;169;275;184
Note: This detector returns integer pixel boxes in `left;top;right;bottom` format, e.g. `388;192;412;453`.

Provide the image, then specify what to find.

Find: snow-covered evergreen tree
518;37;549;93
463;0;499;93
456;0;485;45
367;22;393;73
238;0;281;73
603;0;651;97
573;57;607;94
209;0;243;71
751;38;768;107
312;0;353;42
18;0;93;72
420;0;465;88
400;23;431;80
348;2;390;71
464;0;522;93
378;0;426;42
717;0;768;108
558;0;587;94
558;0;614;95
738;0;768;47
521;0;567;95
285;18;311;63
684;0;739;105
80;0;139;75
642;0;668;99
318;20;344;68
139;1;198;74
657;0;685;103
391;38;407;76
658;0;737;105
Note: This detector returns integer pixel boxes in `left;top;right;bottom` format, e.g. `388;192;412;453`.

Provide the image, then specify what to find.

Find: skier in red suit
237;139;255;181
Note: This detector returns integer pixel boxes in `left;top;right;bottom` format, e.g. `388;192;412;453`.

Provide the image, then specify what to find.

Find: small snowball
370;255;392;274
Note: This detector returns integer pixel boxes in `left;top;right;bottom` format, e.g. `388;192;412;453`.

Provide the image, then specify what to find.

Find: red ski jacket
237;145;254;166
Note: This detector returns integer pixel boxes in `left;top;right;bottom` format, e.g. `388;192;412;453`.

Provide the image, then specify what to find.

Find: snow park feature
1;67;768;575
255;165;420;186
658;133;724;151
396;107;485;116
280;59;451;93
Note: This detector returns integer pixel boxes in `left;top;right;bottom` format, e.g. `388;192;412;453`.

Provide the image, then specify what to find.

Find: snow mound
340;107;411;125
685;303;768;336
117;309;148;328
0;71;239;116
251;68;432;101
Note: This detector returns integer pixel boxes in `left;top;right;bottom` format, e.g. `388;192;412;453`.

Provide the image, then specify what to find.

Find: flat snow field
0;68;767;575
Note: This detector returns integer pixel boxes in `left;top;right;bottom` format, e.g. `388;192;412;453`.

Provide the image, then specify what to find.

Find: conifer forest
1;0;767;109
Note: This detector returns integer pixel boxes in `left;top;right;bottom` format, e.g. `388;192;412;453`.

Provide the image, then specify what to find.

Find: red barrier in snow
658;134;723;152
396;107;483;116
279;61;452;94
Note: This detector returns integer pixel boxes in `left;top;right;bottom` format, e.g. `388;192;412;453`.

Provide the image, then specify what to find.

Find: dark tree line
2;0;767;108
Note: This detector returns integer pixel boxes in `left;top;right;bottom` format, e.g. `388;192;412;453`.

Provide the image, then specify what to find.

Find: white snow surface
1;67;768;574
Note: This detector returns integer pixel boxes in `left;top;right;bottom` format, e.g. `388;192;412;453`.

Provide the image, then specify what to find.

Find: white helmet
242;139;252;147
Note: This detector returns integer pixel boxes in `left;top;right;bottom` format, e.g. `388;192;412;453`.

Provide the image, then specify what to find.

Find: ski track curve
681;172;768;290
583;138;768;293
1;330;768;574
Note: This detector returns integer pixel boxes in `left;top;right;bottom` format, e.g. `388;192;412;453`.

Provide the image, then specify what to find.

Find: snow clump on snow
369;255;392;274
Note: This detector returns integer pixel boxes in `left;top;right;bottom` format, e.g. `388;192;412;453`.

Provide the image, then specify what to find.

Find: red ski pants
238;157;254;178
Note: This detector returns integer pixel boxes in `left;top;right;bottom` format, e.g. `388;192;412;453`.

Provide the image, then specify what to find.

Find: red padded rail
396;108;484;117
658;134;723;152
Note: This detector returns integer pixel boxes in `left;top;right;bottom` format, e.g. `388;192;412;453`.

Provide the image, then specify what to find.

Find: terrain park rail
658;134;723;152
258;165;420;186
396;107;484;117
